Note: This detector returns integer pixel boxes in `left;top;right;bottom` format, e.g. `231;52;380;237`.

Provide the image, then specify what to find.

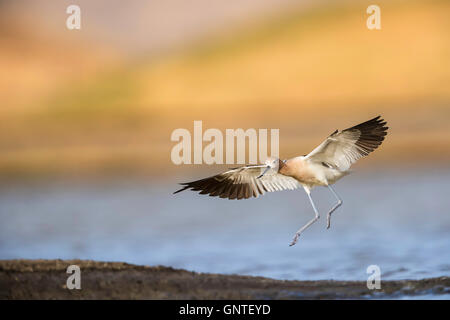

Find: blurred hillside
0;0;449;179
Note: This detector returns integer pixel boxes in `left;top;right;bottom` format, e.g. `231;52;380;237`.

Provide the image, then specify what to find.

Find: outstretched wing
305;116;388;171
174;165;301;200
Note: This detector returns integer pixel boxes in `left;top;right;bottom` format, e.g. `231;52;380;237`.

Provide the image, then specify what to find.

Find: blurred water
0;169;449;285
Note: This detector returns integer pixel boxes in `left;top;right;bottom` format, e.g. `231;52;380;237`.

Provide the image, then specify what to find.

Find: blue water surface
1;168;449;288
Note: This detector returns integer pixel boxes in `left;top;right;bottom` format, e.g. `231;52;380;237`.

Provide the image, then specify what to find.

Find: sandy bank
0;259;448;299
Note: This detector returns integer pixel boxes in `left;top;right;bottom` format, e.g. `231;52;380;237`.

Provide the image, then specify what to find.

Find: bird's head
257;157;281;179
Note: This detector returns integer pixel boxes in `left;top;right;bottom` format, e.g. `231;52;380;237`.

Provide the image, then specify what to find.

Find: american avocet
175;116;388;246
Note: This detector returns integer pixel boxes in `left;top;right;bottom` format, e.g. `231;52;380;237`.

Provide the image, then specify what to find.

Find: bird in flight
174;116;388;246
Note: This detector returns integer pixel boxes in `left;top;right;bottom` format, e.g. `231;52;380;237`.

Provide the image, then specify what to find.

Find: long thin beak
257;166;271;179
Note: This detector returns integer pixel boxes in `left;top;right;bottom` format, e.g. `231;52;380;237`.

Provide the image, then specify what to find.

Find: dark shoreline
0;259;448;299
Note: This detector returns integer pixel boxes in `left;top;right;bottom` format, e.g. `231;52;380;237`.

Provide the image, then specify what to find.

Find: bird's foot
289;233;300;246
326;218;331;229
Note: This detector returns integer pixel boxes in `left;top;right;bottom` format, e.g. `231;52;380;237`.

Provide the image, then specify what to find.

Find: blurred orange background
1;0;449;180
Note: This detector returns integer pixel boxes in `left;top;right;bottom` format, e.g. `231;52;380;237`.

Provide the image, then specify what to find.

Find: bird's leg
326;185;342;229
289;187;319;246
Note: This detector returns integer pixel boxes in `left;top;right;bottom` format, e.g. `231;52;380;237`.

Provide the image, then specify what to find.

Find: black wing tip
352;115;389;154
173;180;258;200
360;115;388;128
173;184;190;194
369;115;385;123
